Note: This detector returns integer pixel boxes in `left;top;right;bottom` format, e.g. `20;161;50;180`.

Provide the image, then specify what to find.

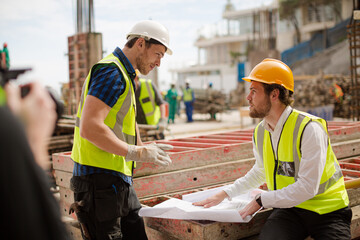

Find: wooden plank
144;220;179;240
340;157;360;165
134;158;255;198
54;140;360;198
134;142;254;177
55;157;255;198
144;209;272;240
60;169;360;237
351;205;360;239
52;126;360;176
55;170;72;188
197;135;253;141
53;151;73;172
329;125;360;143
52;142;254;177
348;188;360;207
59;186;76;219
172;137;247;144
144;203;360;240
333;139;360;159
157;140;222;148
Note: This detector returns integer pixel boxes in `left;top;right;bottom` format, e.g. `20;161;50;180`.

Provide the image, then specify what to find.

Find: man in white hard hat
70;20;173;240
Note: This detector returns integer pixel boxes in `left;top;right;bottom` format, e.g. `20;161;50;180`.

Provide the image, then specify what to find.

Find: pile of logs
193;88;227;116
294;75;351;119
49;117;75;156
229;82;247;107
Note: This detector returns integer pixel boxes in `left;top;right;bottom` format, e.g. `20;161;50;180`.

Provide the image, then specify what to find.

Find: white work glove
157;118;167;132
126;143;173;166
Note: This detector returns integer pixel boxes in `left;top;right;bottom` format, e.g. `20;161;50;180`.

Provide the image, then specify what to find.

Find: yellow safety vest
139;78;160;125
183;88;193;102
0;86;6;106
71;53;136;176
254;109;348;214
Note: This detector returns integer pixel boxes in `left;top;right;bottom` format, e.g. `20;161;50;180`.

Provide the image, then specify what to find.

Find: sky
0;0;273;94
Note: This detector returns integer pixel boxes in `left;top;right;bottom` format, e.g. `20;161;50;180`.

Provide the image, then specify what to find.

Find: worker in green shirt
166;82;178;124
2;43;10;70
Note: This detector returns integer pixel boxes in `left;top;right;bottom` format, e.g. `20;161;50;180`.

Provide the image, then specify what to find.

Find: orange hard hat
3;42;7;48
242;58;294;92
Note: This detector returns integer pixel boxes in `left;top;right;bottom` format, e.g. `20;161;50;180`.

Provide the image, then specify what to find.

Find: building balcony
301;20;336;35
195;32;260;48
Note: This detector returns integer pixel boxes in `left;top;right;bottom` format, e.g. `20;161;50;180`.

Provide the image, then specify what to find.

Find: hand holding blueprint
139;185;264;223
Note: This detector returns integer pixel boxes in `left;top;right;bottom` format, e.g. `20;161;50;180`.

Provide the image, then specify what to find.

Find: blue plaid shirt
73;47;137;185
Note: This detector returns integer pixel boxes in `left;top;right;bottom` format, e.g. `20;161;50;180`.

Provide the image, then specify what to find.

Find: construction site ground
165;108;256;139
166;107;352;139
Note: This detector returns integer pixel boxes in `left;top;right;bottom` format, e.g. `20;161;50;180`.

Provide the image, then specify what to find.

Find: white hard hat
127;20;172;55
185;79;191;84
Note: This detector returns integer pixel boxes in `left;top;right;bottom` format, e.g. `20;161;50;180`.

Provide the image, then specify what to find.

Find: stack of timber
294;74;352;119
53;121;360;239
49;117;75;156
229;82;247;107
138;124;164;142
193;88;227;116
48;117;75;188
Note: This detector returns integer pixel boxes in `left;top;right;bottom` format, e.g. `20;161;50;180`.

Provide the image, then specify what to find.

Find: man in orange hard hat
194;58;351;239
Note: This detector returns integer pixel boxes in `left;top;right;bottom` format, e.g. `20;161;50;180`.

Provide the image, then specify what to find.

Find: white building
170;0;353;94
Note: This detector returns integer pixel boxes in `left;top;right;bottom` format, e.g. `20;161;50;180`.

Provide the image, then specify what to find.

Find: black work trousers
70;174;148;240
259;206;352;240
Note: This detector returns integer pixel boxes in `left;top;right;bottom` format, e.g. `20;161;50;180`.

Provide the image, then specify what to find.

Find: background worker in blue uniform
194;58;351;240
70;20;173;240
183;79;195;122
134;69;167;140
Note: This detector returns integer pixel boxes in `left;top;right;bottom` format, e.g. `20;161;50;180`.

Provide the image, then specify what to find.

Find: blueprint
139;185;264;223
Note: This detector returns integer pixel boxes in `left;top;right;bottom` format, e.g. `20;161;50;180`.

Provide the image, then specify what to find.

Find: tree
279;0;302;44
279;0;342;45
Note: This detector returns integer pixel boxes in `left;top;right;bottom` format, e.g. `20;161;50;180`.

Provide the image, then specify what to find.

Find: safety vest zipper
269;134;278;190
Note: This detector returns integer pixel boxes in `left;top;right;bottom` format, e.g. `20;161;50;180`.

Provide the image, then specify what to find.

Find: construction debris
193;88;227;117
294;74;352;119
229;82;247;107
49;117;75;156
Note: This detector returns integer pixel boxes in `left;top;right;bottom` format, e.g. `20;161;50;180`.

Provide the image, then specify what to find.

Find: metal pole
89;0;94;33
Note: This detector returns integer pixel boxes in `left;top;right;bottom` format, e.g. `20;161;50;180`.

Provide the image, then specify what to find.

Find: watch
255;193;262;207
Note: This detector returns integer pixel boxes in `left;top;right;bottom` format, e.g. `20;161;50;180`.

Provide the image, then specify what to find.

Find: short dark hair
125;37;167;52
262;83;294;106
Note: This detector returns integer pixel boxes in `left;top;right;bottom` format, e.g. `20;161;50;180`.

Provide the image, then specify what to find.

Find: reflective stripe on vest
139;78;160;125
183;88;193;102
71;53;136;176
254;109;348;214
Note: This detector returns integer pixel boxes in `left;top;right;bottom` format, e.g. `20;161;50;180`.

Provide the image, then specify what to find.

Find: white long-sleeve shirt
224;106;329;209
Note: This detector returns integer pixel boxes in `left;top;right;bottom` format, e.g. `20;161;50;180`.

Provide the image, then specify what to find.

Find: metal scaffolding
348;0;360;120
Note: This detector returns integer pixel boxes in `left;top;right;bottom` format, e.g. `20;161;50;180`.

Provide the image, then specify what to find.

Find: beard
249;96;271;119
136;51;149;75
